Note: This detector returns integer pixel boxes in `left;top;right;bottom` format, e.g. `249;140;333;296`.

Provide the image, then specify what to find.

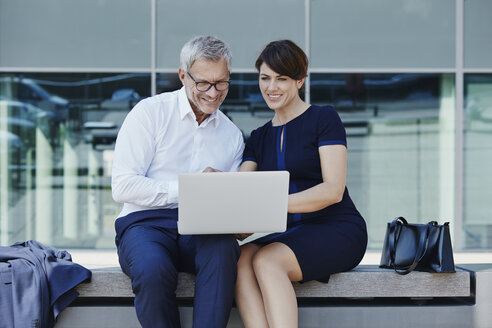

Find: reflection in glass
0;72;457;250
311;73;455;249
464;74;492;249
0;73;150;247
223;73;270;139
157;72;302;139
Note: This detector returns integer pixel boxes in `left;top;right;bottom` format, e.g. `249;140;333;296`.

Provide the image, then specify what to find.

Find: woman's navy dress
243;105;367;282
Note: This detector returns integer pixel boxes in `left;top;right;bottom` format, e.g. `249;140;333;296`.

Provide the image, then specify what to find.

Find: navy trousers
115;210;240;328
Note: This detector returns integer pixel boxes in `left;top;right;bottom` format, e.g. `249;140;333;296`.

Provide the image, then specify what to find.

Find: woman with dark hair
235;40;368;328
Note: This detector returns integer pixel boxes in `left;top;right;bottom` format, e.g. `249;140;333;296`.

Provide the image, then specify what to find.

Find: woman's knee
237;243;261;273
252;246;282;277
252;243;302;281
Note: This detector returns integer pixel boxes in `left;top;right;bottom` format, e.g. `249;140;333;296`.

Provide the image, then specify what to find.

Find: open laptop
178;171;289;234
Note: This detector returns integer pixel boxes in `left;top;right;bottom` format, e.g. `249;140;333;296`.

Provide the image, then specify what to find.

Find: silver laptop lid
178;171;289;234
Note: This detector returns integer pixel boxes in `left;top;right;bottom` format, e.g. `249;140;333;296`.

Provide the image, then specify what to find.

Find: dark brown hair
255;40;308;80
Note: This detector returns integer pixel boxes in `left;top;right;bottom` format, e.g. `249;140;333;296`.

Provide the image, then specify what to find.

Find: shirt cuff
168;180;179;204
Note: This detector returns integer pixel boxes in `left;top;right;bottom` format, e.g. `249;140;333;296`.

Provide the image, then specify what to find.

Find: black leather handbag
379;217;456;275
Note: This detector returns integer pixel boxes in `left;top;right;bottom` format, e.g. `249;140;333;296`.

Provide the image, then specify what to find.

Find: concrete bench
55;265;474;327
74;265;473;301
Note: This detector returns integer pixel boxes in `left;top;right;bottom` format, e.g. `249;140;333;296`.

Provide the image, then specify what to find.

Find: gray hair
180;36;232;72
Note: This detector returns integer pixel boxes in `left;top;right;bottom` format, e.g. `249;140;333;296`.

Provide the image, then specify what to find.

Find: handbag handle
388;217;432;275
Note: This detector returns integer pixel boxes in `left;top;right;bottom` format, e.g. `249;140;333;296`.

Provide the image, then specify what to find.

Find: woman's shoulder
248;120;272;139
303;104;342;126
309;104;338;115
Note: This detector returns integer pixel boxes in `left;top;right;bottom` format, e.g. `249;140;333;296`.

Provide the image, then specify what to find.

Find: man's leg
178;234;240;328
118;225;180;328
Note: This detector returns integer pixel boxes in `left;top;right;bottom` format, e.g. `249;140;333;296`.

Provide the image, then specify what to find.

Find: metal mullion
455;0;464;250
309;68;456;74
151;0;157;96
0;67;150;73
305;0;310;103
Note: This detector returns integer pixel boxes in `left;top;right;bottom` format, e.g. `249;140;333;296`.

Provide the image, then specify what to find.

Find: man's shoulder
131;90;181;117
140;89;180;107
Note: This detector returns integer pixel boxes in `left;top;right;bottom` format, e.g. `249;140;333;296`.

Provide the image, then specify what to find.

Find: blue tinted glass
311;73;455;249
464;74;492;248
0;73;150;247
157;72;305;139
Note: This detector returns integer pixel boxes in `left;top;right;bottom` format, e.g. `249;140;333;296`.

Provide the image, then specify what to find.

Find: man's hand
234;233;253;241
202;167;221;173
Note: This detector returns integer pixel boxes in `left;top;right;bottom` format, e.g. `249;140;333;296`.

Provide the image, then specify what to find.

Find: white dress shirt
112;87;245;219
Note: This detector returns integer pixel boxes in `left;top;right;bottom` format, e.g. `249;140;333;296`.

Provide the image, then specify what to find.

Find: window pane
464;0;492;68
0;73;150;247
0;1;151;68
224;73;273;139
157;72;304;139
464;74;492;248
156;0;305;69
311;73;456;249
310;0;455;68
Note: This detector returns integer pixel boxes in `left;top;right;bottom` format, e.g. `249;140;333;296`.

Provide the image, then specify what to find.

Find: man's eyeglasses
187;72;230;92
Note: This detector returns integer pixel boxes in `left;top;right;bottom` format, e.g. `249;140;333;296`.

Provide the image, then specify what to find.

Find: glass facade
156;0;305;69
0;1;151;68
0;73;150;247
310;0;455;68
464;74;492;248
311;73;455;247
464;0;492;68
0;0;491;250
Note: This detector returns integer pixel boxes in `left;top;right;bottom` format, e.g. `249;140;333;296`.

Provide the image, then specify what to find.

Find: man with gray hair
112;36;244;327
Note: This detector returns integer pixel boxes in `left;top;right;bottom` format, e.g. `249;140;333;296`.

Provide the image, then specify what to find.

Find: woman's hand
202;166;221;173
239;161;258;172
235;233;253;241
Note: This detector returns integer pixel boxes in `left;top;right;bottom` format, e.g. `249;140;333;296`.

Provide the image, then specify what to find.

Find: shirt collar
178;86;220;128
